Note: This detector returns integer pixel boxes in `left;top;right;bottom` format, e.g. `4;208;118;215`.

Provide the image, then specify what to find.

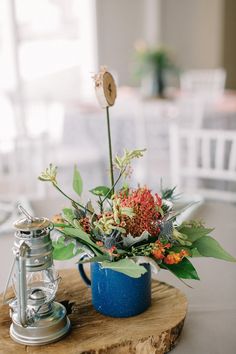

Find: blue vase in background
78;262;151;318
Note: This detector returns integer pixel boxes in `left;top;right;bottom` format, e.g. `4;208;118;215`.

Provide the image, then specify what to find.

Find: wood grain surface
0;269;188;354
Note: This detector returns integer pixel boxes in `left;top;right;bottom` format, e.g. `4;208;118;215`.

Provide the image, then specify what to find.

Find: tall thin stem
106;106;114;192
101;170;124;204
53;184;93;215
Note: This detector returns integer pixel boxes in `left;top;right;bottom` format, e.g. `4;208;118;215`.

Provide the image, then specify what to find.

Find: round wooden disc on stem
0;269;188;354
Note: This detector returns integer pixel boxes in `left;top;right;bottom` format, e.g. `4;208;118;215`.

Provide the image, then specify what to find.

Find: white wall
96;0;146;85
95;0;225;85
161;0;224;70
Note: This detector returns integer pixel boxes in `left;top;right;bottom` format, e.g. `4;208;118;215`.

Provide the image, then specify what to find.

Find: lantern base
10;302;71;346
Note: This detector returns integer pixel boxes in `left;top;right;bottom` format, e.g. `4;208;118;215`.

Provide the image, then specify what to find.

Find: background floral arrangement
39;68;235;281
133;42;177;97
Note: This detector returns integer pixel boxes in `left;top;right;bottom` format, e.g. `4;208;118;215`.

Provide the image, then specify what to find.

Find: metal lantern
4;206;70;345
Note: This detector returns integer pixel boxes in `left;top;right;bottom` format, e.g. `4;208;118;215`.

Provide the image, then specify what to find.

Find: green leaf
85;200;95;214
54;223;70;228
52;235;65;248
161;186;177;200
73;165;83;196
89;186;111;198
101;259;147;278
191;248;202;257
178;224;213;243
53;243;75;260
163;257;200;280
62;227;103;256
77;255;110;263
193;236;236;262
62;208;75;225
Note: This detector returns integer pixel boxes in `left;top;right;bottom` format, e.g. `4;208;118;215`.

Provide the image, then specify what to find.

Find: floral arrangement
133;41;177;97
39;68;235;281
134;41;175;78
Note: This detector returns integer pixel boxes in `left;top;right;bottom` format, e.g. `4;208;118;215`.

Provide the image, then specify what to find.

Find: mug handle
78;255;91;287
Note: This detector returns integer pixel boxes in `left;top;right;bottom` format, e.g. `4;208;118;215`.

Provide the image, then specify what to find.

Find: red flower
116;187;163;237
107;246;117;256
79;217;91;234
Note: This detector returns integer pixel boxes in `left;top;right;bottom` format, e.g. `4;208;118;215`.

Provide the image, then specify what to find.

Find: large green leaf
164;257;200;280
101;259;147;278
178;224;213;243
89;186;111;198
53;243;75;260
193;236;236;262
73;165;83;196
52;235;84;260
190;248;202;257
53;242;85;260
63;227;103;256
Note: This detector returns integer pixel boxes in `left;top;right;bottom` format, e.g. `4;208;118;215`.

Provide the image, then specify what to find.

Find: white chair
180;68;226;101
175;95;205;129
169;124;236;202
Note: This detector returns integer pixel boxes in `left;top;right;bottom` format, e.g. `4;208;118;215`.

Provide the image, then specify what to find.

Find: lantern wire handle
17;203;35;222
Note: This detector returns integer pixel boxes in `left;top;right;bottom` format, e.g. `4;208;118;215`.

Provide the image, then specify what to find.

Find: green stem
53;183;93;215
101;170;124;204
54;223;71;228
106;106;114;192
98;196;103;213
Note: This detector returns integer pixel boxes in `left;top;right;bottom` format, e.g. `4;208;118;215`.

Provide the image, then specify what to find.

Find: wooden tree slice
94;68;117;108
0;269;188;354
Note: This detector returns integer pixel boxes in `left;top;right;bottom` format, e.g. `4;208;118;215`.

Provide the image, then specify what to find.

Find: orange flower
51;214;66;230
180;250;189;257
164;250;189;265
152;248;165;260
151;240;170;260
164;254;181;264
51;214;65;224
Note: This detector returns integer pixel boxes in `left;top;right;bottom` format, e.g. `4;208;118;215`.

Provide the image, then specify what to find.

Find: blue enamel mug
78;262;151;317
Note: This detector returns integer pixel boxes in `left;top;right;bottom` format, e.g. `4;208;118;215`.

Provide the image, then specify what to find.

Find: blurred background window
0;0;235;202
0;0;98;199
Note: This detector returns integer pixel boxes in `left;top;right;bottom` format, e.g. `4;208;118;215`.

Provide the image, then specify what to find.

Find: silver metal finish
6;205;71;346
10;302;71;345
16;242;30;327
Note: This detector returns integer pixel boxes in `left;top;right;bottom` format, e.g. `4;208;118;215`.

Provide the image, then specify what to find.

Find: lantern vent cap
13;204;52;231
13;217;52;231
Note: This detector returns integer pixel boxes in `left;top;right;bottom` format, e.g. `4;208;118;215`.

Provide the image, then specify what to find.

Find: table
0;200;236;353
0;271;188;354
